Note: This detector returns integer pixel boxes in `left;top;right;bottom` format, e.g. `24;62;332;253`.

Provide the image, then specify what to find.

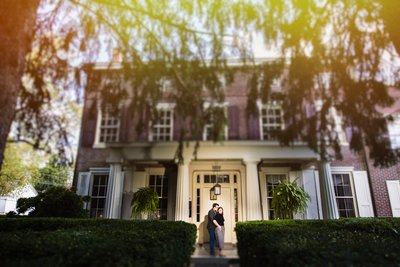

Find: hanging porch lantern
212;164;222;195
214;183;221;195
210;187;217;200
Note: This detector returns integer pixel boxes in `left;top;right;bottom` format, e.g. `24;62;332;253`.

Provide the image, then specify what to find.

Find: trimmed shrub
236;218;400;267
0;218;196;267
17;186;88;218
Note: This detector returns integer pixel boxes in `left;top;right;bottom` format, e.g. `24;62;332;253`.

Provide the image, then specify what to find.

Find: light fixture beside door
210;164;222;198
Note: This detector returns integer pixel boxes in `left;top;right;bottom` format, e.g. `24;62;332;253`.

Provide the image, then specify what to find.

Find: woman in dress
213;206;225;256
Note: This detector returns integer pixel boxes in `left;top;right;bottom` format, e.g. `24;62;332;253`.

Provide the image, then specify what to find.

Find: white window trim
145;167;168;220
160;78;173;93
87;168;110;218
145;167;166;183
330;166;354;172
202;102;228;141
257;100;284;141
330;170;359;217
149;103;175;142
259;167;291;220
94;103;121;146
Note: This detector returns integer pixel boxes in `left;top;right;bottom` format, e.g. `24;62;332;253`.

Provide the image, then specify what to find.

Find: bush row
0;218;196;267
235;218;400;267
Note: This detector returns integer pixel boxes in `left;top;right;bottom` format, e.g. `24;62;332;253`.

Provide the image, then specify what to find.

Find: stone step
190;243;240;267
190;256;240;267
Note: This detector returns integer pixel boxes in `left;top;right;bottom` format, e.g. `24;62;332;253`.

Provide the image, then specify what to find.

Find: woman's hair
217;207;224;215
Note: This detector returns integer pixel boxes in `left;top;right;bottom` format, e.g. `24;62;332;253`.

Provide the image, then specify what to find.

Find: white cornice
93;57;281;70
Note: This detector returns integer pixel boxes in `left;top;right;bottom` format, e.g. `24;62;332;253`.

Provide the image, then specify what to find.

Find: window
151;106;173;141
98;106;120;143
90;174;109;218
266;174;286;220
332;173;356;218
161;78;173;93
196;188;200;222
388;114;400;149
203;105;228;141
204;174;230;183
149;174;169;220
234;188;238;222
260;104;284;140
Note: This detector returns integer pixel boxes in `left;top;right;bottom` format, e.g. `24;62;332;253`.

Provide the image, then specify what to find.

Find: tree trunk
0;0;40;170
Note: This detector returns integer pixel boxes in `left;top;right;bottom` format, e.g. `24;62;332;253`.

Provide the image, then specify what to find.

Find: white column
318;161;339;219
105;163;124;219
244;160;262;220
175;161;190;221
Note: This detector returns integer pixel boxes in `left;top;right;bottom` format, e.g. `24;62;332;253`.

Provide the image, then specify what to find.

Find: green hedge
236;218;400;267
0;218;196;267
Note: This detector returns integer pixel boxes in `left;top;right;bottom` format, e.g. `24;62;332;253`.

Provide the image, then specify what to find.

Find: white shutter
77;172;90;196
302;170;320;219
353;171;374;217
387;180;400;217
314;170;323;219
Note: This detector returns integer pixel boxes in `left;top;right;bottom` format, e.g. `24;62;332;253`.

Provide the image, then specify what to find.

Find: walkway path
189;243;240;267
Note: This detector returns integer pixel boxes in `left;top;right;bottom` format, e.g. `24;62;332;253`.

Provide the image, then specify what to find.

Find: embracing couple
207;203;225;256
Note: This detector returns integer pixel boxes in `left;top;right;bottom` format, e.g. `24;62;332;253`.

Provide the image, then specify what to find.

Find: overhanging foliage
2;0;400;170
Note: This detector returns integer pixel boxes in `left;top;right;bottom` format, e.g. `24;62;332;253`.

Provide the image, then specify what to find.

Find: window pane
332;173;355;218
149;175;156;186
162;186;168;197
156;175;163;186
156;187;162;196
148;174;169;220
90;174;109;218
211;175;216;183
261;105;283;141
266;174;286;220
152;108;173;141
99;107;120;143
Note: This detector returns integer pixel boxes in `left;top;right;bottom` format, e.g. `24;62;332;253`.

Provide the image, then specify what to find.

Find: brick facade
75;65;400;218
367;159;400;217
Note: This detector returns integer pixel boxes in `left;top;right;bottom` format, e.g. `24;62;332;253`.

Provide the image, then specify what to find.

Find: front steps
190;243;240;267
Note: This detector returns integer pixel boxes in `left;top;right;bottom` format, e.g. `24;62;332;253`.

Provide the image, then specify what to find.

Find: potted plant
131;187;159;220
272;179;310;219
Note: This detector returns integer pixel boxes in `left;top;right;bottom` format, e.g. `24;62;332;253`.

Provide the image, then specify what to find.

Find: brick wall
367;159;400;217
332;146;400;217
331;146;365;171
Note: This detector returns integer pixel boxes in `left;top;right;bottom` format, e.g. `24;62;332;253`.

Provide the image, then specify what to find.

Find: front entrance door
193;172;240;244
202;187;233;242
